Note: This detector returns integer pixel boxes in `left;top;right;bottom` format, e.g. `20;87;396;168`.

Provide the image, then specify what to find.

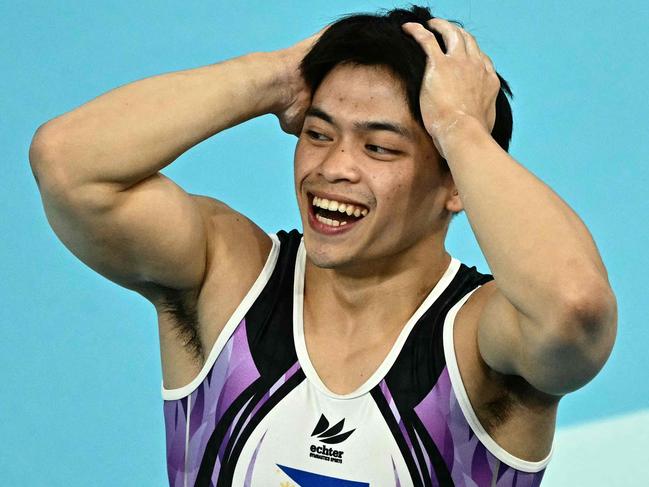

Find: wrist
231;51;292;116
430;115;491;160
247;50;301;116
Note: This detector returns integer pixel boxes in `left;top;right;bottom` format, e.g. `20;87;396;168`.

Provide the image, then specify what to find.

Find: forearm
441;116;610;324
30;51;287;190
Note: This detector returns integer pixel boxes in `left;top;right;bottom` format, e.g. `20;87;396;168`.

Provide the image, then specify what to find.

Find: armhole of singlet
442;287;554;473
161;233;281;400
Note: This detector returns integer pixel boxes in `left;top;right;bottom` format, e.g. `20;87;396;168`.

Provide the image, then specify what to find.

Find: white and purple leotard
162;230;552;486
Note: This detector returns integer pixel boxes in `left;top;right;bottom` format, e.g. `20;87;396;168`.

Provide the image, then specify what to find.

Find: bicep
38;171;210;297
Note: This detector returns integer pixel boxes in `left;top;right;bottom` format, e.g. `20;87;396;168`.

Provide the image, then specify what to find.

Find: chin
307;255;340;269
303;237;352;270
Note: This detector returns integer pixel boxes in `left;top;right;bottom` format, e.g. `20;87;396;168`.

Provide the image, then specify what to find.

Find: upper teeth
313;196;368;217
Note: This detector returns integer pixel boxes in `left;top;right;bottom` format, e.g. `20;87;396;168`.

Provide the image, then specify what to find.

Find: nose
318;142;360;184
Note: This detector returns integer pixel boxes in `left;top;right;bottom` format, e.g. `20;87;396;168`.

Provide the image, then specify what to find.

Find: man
29;5;616;486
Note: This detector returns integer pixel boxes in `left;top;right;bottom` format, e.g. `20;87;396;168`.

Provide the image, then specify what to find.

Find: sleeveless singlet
162;230;553;486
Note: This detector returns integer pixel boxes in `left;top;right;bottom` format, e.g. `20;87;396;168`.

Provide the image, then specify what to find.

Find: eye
366;144;397;155
305;130;331;142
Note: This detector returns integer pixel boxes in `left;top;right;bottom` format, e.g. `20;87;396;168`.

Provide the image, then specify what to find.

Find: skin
30;15;617;466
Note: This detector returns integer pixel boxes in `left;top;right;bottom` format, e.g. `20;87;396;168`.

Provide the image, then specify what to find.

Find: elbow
29;122;62;185
531;282;618;395
29;121;81;198
555;278;618;346
30;121;64;169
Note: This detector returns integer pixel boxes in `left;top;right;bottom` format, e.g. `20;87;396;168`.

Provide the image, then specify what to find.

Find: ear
443;175;463;214
445;187;463;214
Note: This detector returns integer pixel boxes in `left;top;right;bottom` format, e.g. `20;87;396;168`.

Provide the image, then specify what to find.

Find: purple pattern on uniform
163;318;261;487
244;432;267;486
234;361;302;447
413;426;436;485
164;397;189;487
413;366;547;486
379;380;427;482
495;467;544;487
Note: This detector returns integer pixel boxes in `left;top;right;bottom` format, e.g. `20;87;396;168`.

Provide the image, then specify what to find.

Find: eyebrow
305;106;414;141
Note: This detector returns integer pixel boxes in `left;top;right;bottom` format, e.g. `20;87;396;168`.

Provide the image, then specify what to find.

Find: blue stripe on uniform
277;464;370;486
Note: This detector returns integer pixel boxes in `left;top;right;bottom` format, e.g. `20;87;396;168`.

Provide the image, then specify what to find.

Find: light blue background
2;0;647;485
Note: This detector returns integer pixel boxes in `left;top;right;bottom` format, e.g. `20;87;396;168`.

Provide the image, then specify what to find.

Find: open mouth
307;192;369;231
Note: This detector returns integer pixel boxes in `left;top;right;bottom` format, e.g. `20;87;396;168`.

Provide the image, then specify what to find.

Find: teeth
312;195;368;218
316;213;345;227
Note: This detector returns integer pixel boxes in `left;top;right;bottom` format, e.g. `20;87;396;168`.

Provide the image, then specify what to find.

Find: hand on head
402;19;500;154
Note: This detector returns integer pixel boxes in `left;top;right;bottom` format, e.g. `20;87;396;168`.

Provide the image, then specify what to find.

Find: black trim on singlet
216;369;307;486
384;263;494;410
194;379;261;486
245;230;302;381
370;387;425;487
221;382;265;463
399;415;435;487
409;413;455;486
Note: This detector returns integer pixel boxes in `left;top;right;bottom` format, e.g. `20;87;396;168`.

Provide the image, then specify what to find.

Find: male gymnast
29;5;617;486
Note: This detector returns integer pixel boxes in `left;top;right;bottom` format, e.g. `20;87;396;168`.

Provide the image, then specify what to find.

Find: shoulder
189;194;273;280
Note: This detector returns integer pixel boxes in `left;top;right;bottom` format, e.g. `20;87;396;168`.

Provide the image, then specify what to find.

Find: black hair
300;5;514;160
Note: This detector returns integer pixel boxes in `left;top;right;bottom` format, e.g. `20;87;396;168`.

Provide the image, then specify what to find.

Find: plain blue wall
2;1;647;485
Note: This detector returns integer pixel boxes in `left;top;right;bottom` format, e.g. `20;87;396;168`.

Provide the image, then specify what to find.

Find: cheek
368;173;407;212
293;141;310;185
375;169;438;218
294;139;319;175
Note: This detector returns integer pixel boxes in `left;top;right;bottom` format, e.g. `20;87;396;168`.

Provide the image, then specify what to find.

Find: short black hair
300;5;514;158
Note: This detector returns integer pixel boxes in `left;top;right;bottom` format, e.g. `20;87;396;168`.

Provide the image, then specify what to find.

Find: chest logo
309;414;355;464
311;413;356;444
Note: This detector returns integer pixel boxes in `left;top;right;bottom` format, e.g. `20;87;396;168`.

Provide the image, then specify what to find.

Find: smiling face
294;63;459;270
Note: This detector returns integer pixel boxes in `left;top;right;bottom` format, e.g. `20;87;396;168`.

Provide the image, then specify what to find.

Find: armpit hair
155;286;205;364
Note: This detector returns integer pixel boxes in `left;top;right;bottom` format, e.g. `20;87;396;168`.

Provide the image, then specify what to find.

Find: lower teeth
316;214;348;227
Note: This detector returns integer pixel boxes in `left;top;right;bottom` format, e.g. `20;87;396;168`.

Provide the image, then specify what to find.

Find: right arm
28;43;312;301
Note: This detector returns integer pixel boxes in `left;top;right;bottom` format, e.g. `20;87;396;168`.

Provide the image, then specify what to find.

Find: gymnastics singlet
162;230;552;486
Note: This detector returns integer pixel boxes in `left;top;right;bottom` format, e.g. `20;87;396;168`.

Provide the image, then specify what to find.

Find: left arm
403;20;617;395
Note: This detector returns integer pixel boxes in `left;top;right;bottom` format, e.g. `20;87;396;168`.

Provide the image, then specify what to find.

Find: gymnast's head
292;5;514;269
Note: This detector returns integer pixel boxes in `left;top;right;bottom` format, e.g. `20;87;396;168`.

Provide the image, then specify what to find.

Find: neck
303;235;452;336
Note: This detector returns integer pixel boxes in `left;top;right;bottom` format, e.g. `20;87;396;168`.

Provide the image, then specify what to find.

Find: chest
302;315;406;396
